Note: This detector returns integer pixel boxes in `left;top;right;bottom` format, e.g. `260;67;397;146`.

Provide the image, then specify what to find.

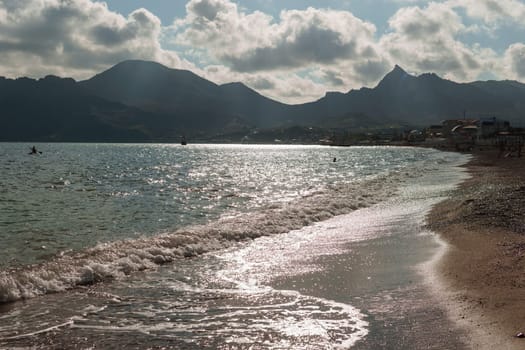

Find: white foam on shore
0;149;469;305
0;173;400;304
416;156;517;350
422;223;523;349
420;235;501;350
209;219;374;348
0;148;475;350
0;320;74;341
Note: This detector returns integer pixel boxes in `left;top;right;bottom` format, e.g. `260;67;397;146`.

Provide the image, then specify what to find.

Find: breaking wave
0;172;403;304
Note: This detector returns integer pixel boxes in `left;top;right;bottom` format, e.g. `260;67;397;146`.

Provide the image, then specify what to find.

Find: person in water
30;146;38;154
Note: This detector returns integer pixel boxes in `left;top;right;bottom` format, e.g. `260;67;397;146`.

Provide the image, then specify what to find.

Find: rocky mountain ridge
1;60;524;142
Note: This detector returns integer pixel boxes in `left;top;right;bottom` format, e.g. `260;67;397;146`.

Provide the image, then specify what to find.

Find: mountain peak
388;64;410;79
220;81;260;96
375;64;414;89
393;64;406;73
103;60;171;76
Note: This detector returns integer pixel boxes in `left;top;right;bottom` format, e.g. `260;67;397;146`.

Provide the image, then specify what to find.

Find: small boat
181;136;187;146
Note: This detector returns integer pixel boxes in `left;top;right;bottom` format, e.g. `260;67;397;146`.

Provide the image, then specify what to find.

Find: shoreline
427;150;525;349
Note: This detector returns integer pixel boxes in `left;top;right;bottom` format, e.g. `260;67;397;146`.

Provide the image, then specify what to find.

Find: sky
1;0;525;104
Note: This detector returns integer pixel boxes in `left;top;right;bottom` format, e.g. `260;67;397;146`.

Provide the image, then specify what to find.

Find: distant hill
293;65;525;127
79;60;292;132
0;75;155;142
1;60;525;142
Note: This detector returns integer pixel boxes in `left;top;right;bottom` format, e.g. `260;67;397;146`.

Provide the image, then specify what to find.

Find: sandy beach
428;150;525;349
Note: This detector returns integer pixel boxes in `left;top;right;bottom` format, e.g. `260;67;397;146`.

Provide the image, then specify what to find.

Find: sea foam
0;171;404;304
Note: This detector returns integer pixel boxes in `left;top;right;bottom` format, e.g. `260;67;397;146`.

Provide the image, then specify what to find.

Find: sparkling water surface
1;143;435;267
0;143;471;349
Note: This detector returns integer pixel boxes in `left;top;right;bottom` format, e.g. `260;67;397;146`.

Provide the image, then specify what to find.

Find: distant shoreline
427;149;525;349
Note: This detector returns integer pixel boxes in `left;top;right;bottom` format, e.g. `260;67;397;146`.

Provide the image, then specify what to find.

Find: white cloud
175;0;274;59
202;64;328;104
0;0;187;79
172;0;393;102
173;0;525;103
0;0;524;104
504;43;525;79
378;2;492;81
448;0;525;26
177;2;379;72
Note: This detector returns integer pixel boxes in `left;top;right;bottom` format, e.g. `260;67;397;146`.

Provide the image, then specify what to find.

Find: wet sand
428;150;525;349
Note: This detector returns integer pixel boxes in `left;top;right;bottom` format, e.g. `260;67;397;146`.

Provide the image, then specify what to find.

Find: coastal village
322;116;525;157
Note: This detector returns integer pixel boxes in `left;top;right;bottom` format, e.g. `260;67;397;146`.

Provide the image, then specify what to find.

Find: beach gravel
428;150;525;350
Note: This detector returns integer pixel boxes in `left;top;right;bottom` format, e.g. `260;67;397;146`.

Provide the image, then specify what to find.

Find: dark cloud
89;9;160;47
223;26;358;72
187;0;228;21
0;1;181;78
90;26;133;46
177;1;376;73
484;0;505;16
462;53;481;70
399;20;441;39
416;57;463;74
354;60;390;82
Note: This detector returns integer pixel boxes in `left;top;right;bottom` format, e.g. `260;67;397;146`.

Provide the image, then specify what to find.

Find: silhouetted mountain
79;60;291;131
305;66;525;127
70;60;525;130
0;75;158;142
2;60;525;142
80;60;218;113
218;82;295;127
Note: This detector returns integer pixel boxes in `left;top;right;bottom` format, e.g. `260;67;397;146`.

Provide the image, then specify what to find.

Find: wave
0;172;402;304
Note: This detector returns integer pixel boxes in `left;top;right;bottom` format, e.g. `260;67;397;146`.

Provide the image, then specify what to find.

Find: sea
0;143;471;349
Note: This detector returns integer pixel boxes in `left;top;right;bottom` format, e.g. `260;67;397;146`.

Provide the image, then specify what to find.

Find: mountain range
2;60;525;142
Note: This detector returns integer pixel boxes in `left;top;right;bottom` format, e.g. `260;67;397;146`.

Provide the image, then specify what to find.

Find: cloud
448;0;525;26
176;1;379;72
379;2;488;81
247;76;275;90
225;8;377;72
187;0;233;21
0;0;524;105
202;64;328;104
505;43;525;79
175;0;525;102
174;0;525;103
173;0;392;102
321;70;346;87
387;4;464;39
0;0;186;79
354;60;392;82
175;0;273;58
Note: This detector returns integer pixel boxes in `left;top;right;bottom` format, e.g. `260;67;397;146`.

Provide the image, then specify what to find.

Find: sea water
0;143;470;349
